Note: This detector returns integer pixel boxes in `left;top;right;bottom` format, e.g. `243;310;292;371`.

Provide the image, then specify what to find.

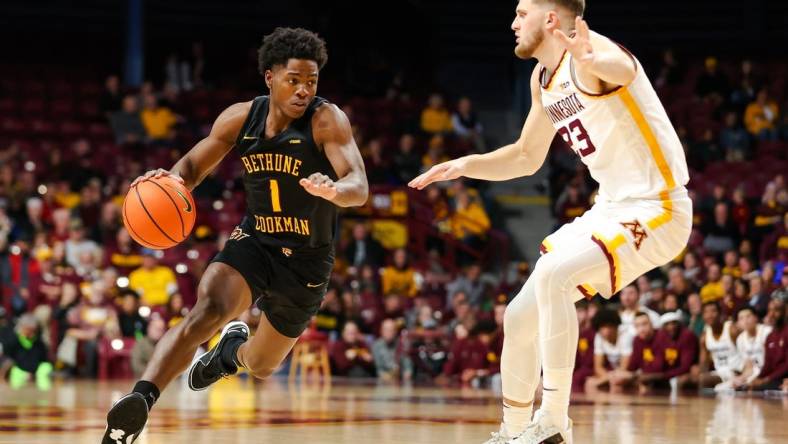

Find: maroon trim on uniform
540;50;567;89
591;235;617;294
576;285;594;300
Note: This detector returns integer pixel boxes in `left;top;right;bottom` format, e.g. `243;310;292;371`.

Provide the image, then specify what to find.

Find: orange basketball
122;175;197;249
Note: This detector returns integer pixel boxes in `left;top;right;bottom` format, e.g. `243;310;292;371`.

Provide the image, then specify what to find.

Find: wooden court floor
0;377;786;443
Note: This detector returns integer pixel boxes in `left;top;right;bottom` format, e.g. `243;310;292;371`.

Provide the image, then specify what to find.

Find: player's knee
503;303;528;336
532;255;570;300
182;294;234;338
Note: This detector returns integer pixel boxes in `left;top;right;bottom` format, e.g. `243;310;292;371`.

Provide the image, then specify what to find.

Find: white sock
503;401;533;436
540;367;573;430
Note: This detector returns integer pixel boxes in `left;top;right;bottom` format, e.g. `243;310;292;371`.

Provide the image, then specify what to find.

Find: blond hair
534;0;585;17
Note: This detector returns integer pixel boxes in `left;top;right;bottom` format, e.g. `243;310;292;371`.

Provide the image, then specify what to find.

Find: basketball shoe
101;392;148;444
482;423;515;444
187;321;249;391
509;410;573;444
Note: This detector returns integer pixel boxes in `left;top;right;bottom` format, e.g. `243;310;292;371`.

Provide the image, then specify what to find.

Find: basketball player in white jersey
696;302;742;391
409;0;691;442
732;306;772;388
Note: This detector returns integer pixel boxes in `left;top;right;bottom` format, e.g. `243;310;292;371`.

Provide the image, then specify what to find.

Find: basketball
122;176;197;249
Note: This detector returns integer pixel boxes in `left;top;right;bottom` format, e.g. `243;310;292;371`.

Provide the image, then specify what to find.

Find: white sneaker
482;423;513;444
714;380;735;393
510;410;573;444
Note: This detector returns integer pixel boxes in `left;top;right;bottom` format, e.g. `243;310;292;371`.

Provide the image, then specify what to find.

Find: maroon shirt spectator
329;321;375;377
103;228;143;277
573;327;596;390
653;313;698;379
627;313;662;374
442;321;497;384
750;300;787;389
554;183;589;226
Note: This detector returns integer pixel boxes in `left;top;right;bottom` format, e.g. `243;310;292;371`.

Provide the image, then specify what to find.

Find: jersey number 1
557;119;596;157
269;179;282;212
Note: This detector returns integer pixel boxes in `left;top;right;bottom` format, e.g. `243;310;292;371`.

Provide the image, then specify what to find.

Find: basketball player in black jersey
102;28;368;444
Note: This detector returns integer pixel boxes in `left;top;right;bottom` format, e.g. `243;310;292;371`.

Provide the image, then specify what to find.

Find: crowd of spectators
0;50;786;397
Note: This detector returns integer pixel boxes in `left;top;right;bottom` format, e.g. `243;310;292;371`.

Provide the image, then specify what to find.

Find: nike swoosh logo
306;282;324;288
174;189;193;213
242;135;258;140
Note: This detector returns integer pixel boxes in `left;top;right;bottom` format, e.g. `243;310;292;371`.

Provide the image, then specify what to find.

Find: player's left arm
304;104;369;207
553;17;637;89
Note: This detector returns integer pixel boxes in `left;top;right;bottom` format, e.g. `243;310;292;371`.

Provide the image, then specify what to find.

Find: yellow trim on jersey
647;190;674;230
618;88;677;231
541;238;554;253
579;283;597;296
618;89;676;189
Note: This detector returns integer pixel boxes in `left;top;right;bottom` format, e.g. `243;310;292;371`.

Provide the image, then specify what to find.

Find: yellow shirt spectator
141;107;177;140
420;94;452;134
744;91;779;136
451;202;491;239
129;256;178;307
450;191;491;239
381;248;419;297
421;108;452;134
140;94;177;140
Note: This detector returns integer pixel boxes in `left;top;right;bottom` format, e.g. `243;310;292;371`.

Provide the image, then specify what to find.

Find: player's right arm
408;67;555;190
132;102;251;191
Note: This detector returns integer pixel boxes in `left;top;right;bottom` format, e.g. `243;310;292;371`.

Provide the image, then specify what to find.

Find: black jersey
234;95;338;250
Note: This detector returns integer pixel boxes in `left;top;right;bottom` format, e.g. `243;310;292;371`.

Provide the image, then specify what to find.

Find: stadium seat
97;337;136;379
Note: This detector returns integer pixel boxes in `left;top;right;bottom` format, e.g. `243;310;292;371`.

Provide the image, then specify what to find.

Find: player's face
634;315;653;340
511;0;547;59
702;305;720;325
599;325;616;342
267;59;319;119
620;286;638;308
662;321;678;337
737;310;756;331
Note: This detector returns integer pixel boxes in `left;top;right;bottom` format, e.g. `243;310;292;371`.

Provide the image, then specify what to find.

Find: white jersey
705;321;742;373
539;36;689;202
736;324;772;370
594;331;633;368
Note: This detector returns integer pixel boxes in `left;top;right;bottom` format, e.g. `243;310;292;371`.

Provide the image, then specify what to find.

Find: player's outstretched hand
408;158;467;190
300;173;338;200
131;168;185;187
553;16;594;66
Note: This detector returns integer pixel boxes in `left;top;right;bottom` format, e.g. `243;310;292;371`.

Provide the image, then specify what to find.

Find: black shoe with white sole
188;320;250;391
101;392;148;444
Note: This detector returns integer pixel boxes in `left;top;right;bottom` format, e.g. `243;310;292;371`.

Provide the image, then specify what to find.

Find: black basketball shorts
211;225;334;338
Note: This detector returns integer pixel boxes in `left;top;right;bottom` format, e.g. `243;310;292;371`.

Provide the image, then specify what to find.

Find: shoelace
510;422;546;443
487;431;509;443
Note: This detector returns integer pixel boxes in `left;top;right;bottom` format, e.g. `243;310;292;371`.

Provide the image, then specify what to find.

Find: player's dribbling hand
131;168;185;187
300;173;338;200
408;158;467;190
553;16;594;67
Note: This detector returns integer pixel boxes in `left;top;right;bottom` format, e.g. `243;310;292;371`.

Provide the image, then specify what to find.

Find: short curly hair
591;308;621;331
258;27;328;74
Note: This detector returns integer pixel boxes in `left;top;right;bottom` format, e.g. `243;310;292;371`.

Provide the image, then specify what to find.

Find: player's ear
264;70;273;90
545;11;559;31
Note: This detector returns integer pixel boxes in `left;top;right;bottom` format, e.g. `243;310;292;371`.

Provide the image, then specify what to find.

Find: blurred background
0;0;786;395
